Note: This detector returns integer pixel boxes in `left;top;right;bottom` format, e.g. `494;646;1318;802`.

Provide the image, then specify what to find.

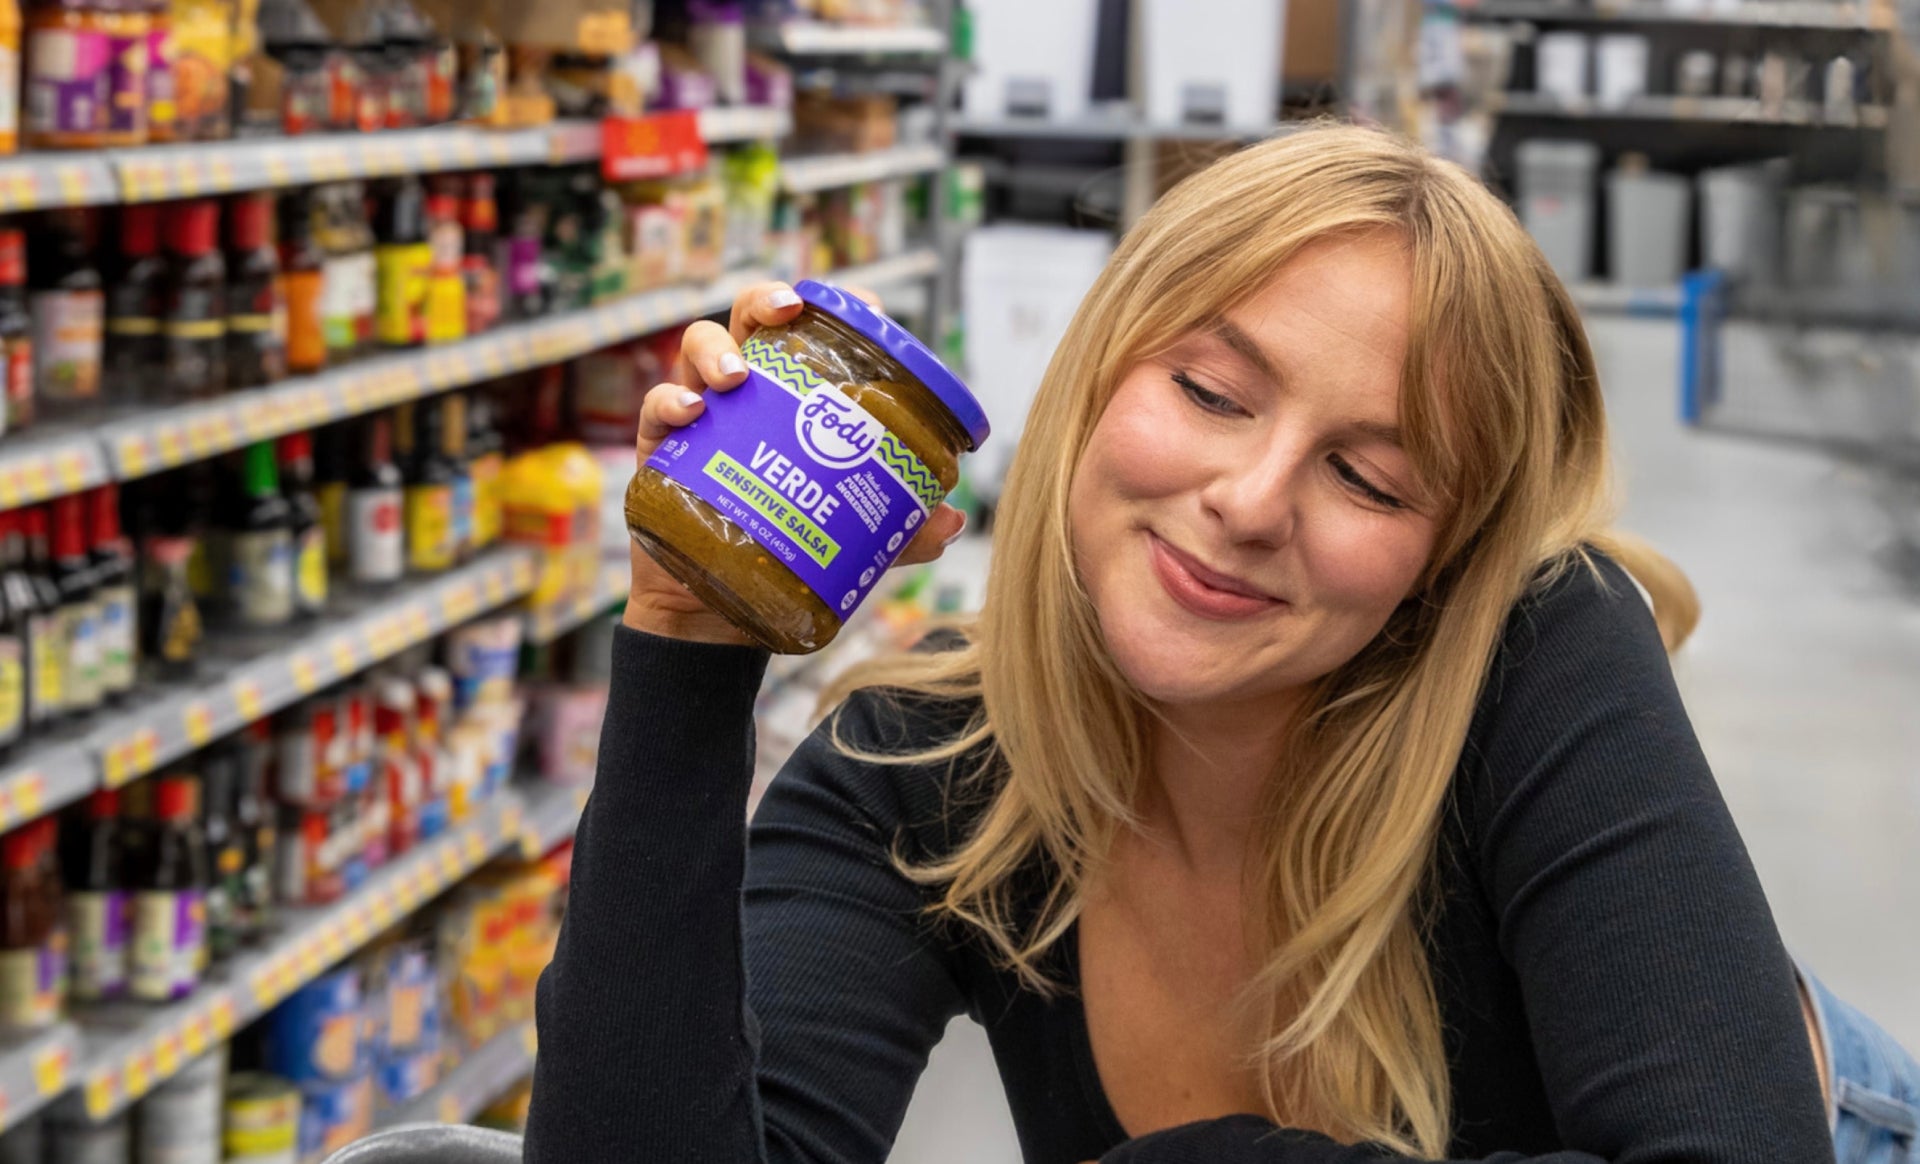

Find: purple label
26;27;113;136
646;336;947;620
131;888;204;1000
105;32;148;136
69;889;130;999
506;237;542;297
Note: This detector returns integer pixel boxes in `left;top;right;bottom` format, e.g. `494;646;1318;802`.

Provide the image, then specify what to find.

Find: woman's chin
1102;622;1268;708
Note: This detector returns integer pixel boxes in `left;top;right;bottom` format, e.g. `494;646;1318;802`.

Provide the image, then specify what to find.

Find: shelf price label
212;997;237;1037
183;1011;212;1056
11;773;43;820
124;1050;152;1099
234;679;265;722
153;1031;182;1077
602;111;708;183
184;701;215;747
84;1073;115;1119
31;1042;70;1095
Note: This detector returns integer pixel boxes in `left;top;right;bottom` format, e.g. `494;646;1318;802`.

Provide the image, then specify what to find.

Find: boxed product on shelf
498;442;604;610
792;91;898;154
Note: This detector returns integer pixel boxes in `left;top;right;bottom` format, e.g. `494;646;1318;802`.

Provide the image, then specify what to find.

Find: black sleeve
1097;555;1833;1164
524;625;970;1164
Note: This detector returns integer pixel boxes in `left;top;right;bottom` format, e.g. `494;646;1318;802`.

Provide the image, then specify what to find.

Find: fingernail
766;287;801;309
677;390;702;408
718;352;746;377
942;514;968;547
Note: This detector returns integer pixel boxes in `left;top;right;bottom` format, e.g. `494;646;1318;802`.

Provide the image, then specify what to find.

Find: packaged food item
102;1;151;144
137;1048;225;1164
224;192;285;391
25;3;111;148
0;0;19;154
90;484;136;700
46;1106;130;1164
458;174;501;335
293;1073;370;1160
278;189;326;373
226;440;295;628
316;183;374;361
626;281;988;653
49;492;101;716
501;442;601;607
29;208;104;417
264;967;363;1082
104;204;167;406
422;181;464;344
373;177;429;348
223;1073;300;1163
161;198;226;400
167;0;234;140
129;773;207;1000
0;228;31;433
347;413;404;583
0;819;62;1029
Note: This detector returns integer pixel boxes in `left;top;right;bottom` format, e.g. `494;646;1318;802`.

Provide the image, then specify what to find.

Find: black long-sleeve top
524;553;1835;1163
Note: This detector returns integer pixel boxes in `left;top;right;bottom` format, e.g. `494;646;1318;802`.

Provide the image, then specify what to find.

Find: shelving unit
1489;92;1891;128
376;1022;537;1130
761;22;947;56
1445;1;1888;30
956;115;1291;142
513;780;588;860
777;144;949;195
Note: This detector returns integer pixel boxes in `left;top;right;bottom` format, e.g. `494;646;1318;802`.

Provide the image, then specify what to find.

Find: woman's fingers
726;280;807;344
893;505;966;566
635;382;708;460
669;319;750;393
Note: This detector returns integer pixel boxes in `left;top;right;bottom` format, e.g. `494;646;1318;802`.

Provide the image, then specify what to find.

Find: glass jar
625;280;988;654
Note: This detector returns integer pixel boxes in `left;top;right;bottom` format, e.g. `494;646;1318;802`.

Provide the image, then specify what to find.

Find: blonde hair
825;124;1695;1154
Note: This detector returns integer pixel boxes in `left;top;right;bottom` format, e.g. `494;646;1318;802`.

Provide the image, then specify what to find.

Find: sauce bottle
25;3;111;148
129;772;207;1002
423;181;463;345
403;400;454;573
348;412;402;584
89;484;135;702
278;189;326;375
0;821;59;1029
0;227;33;435
28;209;103;421
100;0;150;146
161;199;225;400
466;392;501;552
227;441;293;628
103;204;166;408
0;514;24;755
440;393;472;563
233;729;274;934
65;788;129;1002
459;174;499;336
49;492;101;717
19;508;63;730
0;0;20;155
312;422;348;569
144;0;174;143
135;484;202;679
224;192;284;391
278;431;325;617
200;744;244;962
317;184;373;363
373;177;428;348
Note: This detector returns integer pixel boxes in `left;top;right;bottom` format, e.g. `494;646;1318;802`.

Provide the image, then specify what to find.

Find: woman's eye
1330;454;1405;510
1171;371;1245;416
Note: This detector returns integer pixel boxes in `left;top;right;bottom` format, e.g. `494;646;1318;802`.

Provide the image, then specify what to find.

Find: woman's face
1068;231;1442;710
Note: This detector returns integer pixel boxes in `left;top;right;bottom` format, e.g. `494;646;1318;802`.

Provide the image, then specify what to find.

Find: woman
525;126;1920;1162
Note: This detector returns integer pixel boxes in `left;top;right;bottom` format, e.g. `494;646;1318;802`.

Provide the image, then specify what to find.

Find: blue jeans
1799;963;1920;1164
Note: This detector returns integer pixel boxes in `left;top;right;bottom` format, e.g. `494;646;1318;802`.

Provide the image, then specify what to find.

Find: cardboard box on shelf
496;0;633;55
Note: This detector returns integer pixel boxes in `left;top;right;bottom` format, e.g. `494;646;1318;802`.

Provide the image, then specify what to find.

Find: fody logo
795;390;881;469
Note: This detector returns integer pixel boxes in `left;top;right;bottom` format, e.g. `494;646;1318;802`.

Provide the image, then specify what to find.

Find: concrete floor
887;315;1920;1163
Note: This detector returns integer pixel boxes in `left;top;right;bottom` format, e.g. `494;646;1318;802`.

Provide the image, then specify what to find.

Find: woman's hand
624;280;969;644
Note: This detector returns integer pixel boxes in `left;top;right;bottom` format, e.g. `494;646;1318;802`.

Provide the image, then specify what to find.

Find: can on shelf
224;1073;301;1164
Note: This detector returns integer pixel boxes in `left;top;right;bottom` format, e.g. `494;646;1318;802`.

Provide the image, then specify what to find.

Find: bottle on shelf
279;430;327;618
233;727;276;935
201;743;246;962
65;788;129;1003
0;227;34;436
90;484;136;703
423;179;465;345
162;199;227;401
403;398;456;573
279;188;327;375
0;0;19;156
227;440;296;629
467;391;502;553
49;492;102;718
442;392;473;563
98;1;151;147
129;771;208;1002
146;0;177;145
460;173;501;337
318;183;375;364
104;204;168;408
28;208;104;420
226;192;287;391
0;819;61;1030
348;412;404;585
20;508;64;731
313;421;350;569
375;673;420;858
0;515;23;757
374;176;431;349
134;480;203;680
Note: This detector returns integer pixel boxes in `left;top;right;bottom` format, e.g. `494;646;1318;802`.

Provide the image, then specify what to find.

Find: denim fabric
1799;963;1920;1164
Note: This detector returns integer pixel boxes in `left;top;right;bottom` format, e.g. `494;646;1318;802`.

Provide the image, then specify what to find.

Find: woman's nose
1198;437;1307;549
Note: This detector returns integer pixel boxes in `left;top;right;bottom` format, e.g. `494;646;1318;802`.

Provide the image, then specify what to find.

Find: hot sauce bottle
0;227;35;434
65;788;129;1002
104;204;166;407
278;188;326;375
161;199;226;400
225;192;285;390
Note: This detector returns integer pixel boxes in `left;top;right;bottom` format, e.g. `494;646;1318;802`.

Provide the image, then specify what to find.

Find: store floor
886;315;1920;1163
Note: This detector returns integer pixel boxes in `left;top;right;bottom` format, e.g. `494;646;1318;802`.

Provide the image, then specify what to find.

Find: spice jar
624;280;988;653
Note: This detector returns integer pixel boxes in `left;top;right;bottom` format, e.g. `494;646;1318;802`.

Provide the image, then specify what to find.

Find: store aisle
888;316;1920;1164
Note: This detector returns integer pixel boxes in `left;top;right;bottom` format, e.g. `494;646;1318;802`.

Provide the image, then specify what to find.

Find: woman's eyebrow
1207;317;1285;385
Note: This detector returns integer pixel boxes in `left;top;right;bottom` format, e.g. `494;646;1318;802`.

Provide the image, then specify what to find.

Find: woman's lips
1147;534;1285;621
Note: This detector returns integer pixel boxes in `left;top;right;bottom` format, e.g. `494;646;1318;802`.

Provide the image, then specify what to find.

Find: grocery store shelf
515;780;589;859
0;155;119;212
0;742;94;839
525;557;628;646
779;144;948;194
378;1022;536;1130
1490;91;1890;128
98;271;765;482
699;105;797;143
0;1024;82;1136
87;547;537;794
0;428;114;508
763;22;947;56
1447;1;1887;30
1569;282;1683;317
956;115;1290;142
74;794;524;1120
818;247;943;290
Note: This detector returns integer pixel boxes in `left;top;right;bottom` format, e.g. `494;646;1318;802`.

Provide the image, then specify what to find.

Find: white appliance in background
1141;0;1285;130
962;0;1101;122
962;225;1114;497
1595;34;1649;108
1536;31;1591;103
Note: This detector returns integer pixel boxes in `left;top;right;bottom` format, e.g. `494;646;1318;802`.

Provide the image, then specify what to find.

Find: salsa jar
625;280;988;654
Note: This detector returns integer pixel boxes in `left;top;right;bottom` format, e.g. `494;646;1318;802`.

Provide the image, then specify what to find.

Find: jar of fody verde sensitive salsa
625;280;989;654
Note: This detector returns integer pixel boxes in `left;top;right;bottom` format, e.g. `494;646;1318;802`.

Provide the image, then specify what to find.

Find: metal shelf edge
778;145;949;194
0;1023;83;1136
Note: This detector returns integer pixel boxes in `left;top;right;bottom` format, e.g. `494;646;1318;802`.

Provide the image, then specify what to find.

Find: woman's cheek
1092;377;1212;501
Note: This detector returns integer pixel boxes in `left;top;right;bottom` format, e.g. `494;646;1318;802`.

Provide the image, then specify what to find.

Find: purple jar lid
794;279;990;451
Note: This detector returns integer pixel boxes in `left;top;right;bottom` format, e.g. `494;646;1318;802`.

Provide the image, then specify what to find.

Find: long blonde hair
826;124;1696;1154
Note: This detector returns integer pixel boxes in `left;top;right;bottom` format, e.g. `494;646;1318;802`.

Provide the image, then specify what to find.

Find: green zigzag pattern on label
742;337;828;395
877;432;946;511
